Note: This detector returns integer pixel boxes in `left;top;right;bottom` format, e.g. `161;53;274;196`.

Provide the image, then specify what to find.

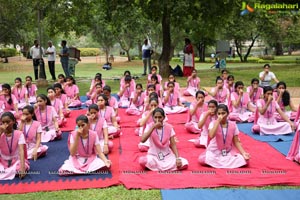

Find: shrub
78;48;101;57
0;48;17;57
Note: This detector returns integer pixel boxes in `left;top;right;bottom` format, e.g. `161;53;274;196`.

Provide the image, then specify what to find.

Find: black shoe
142;73;146;76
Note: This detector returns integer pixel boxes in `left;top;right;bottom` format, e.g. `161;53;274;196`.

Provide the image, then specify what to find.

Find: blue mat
268;141;293;156
161;189;300;200
0;132;112;185
237;123;294;142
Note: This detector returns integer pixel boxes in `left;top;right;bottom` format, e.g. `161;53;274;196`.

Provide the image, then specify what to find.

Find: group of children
1;65;300;180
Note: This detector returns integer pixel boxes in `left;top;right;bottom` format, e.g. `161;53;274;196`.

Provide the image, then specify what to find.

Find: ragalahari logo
240;2;255;15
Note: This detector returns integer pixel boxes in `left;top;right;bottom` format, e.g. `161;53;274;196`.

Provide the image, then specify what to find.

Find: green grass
1;57;300;198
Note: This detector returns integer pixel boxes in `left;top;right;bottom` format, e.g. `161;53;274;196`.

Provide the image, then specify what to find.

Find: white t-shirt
30;46;44;59
47;45;56;61
259;71;276;86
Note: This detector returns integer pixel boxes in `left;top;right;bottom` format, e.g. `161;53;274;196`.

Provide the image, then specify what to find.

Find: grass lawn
0;57;300;198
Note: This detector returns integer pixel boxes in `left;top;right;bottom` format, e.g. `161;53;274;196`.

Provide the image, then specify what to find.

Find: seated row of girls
58;115;111;176
252;86;295;135
11;76;38;109
139;108;188;171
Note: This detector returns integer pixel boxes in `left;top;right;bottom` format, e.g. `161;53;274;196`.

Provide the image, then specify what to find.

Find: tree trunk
198;42;205;62
243;34;259;62
158;1;171;78
275;42;283;55
126;50;131;61
105;48;109;63
138;40;142;58
234;40;244;62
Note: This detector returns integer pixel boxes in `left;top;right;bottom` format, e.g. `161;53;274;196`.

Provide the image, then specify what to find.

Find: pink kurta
64;84;82;107
185;102;207;134
99;106;119;137
59;130;106;175
26;84;38;103
35;106;61;142
163;91;188;114
199;121;247;168
254;99;293;135
126;92;146;115
194;112;217;148
12;86;28;109
22;120;48;159
246;86;263;106
139;123;188;171
273;92;297;121
118;83;135;108
286;125;300;163
0;130;30;180
228;92;254;122
51;98;66;127
183;77;200;96
90;117;113;152
210;87;229;105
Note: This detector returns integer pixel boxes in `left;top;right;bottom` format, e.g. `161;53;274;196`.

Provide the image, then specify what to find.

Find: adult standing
142;38;152;75
183;38;195;77
30;40;45;80
46;41;56;80
59;40;70;77
259;64;279;89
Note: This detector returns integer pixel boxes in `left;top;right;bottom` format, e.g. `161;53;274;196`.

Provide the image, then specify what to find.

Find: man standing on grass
30;40;45;80
46;40;56;80
59;40;70;77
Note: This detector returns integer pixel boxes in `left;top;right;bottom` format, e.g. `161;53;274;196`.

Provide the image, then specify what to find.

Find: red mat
60;110;87;132
119;120;300;189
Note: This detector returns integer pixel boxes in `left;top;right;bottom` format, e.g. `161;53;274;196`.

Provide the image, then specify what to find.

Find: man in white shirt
259;64;279;89
30;40;45;80
46;41;56;80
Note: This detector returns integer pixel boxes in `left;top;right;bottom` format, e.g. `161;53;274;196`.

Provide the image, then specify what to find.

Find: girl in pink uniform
97;94;120;138
64;76;82;108
185;91;207;134
194;100;218;148
57;74;66;89
86;83;103;107
149;74;163;98
228;81;255;122
54;83;71;118
88;104;113;154
47;87;66;127
35;94;62;142
86;74;105;99
0;84;20;119
139;108;188;171
273;81;297;121
147;66;162;84
163;82;188;114
137;97;168;151
287;123;300;163
103;85;119;121
58;115;111;176
19;105;48;160
120;70;136;89
126;84;146;115
199;104;250;168
226;75;235;112
24;76;38;104
0;112;29;180
118;75;135;108
247;78;263;107
183;69;200;96
209;77;229;105
144;85;163;110
252;86;295;135
164;74;180;91
12;77;28;109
